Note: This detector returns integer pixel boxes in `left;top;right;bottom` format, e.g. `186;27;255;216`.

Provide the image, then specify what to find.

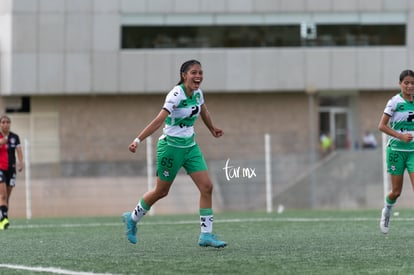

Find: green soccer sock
131;198;151;222
385;196;396;210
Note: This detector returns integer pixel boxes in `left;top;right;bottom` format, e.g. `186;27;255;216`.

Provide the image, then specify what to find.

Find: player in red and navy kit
0;128;9;230
0;115;23;230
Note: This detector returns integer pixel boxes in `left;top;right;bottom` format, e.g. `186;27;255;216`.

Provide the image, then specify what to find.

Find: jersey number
161;157;173;168
389;152;399;163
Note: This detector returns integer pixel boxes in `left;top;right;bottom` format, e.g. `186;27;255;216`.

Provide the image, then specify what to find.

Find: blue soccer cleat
122;212;137;244
198;233;227;248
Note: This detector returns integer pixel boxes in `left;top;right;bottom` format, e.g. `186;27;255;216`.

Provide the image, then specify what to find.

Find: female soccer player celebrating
122;60;227;248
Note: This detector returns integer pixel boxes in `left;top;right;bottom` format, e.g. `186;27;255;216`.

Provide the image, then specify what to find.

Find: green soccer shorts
386;146;414;175
156;138;208;182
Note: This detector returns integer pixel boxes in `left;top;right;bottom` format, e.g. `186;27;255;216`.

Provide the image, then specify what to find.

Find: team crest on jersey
163;170;170;177
390;165;396;171
195;93;201;104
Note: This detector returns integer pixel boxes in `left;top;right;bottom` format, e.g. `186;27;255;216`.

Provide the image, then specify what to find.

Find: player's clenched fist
129;138;140;153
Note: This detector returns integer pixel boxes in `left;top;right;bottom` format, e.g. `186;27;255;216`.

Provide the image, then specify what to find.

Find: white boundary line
0;264;122;275
8;216;414;230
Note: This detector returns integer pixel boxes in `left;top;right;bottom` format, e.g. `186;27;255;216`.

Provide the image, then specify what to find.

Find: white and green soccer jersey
161;84;204;148
384;92;414;151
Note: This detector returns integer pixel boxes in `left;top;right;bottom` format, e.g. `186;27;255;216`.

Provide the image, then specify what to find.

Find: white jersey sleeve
383;97;397;117
163;86;183;114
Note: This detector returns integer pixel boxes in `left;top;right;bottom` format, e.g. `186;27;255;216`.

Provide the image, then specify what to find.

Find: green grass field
1;209;413;275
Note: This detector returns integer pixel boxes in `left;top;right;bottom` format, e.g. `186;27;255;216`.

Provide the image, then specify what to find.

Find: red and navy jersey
7;132;21;170
0;134;8;171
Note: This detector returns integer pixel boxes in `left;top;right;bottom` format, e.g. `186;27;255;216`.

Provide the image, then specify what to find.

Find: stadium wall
5;91;397;218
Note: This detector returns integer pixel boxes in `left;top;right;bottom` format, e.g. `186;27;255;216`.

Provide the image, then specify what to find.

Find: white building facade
0;0;413;151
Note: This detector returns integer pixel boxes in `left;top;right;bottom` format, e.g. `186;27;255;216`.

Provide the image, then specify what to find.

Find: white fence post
24;139;32;220
265;133;272;213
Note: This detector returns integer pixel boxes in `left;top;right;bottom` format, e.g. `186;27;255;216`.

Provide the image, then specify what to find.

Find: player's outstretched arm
129;109;169;153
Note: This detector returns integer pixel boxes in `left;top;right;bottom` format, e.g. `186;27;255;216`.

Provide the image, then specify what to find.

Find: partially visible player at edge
122;59;227;248
379;69;414;234
0;115;23;230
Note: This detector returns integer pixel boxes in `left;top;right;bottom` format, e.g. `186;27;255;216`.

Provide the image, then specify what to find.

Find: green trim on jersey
164;115;198;128
164;134;196;148
386;93;414;151
162;84;203;148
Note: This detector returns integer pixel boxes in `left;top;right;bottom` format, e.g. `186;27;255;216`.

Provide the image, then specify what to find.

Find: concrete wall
6;93;312;165
8;174;206;218
9;149;401;218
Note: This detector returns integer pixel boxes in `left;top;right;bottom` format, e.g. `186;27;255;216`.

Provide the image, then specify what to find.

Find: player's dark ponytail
177;60;201;85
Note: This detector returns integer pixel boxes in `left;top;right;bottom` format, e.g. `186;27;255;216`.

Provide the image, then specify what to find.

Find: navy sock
0;205;8;220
